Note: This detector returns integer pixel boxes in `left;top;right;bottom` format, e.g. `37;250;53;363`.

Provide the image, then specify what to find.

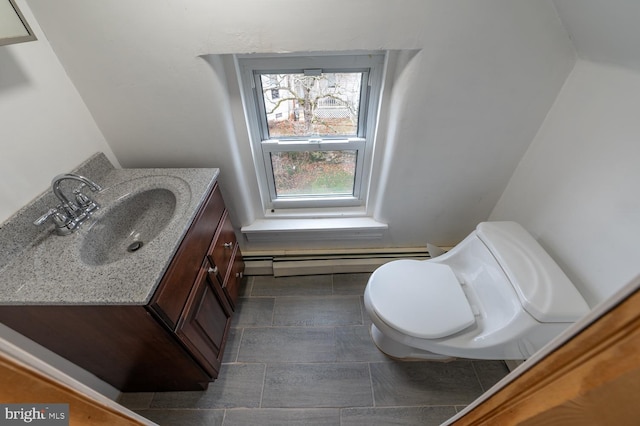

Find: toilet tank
476;222;590;323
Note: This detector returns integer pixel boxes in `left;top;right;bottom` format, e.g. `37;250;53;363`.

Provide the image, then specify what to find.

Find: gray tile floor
119;273;510;425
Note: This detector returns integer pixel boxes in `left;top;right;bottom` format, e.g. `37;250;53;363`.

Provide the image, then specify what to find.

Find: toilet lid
368;260;476;339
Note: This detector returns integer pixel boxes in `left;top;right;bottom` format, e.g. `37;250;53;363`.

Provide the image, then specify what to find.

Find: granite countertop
0;158;219;305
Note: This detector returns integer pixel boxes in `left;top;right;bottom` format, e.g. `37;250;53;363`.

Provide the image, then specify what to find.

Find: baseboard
242;247;433;277
273;257;398;276
243;259;274;276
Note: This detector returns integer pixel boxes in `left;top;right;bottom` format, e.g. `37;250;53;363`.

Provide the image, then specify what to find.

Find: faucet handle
34;208;70;228
34;207;75;235
34;208;59;226
73;189;98;210
74;190;90;207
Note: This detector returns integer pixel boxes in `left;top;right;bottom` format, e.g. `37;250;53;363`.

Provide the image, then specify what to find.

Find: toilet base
370;324;455;361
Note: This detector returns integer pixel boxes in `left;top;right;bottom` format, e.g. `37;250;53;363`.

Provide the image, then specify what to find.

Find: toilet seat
367;260;476;339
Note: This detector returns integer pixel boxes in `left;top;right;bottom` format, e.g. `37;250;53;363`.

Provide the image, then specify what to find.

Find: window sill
241;217;388;242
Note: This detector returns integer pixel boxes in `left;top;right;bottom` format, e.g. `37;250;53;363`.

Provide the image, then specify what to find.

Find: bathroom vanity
0;154;244;391
149;182;244;384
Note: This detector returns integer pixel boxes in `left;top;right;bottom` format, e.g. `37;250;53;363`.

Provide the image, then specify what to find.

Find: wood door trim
0;339;153;425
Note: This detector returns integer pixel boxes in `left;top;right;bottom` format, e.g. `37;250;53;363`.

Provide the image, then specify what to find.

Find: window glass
271;150;357;197
259;72;363;138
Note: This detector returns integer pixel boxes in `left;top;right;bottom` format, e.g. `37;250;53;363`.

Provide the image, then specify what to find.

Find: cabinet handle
208;266;218;275
223;242;233;249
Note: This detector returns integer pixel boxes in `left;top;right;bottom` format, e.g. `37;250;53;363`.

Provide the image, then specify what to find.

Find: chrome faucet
52;173;102;212
34;173;102;235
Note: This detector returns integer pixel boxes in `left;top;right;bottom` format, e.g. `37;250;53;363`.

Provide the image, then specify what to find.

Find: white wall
0;0;117;224
0;0;119;398
25;0;576;250
491;60;640;307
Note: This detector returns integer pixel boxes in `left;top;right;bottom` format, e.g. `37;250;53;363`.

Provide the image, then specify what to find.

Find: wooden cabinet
149;183;244;381
149;183;226;329
0;182;244;391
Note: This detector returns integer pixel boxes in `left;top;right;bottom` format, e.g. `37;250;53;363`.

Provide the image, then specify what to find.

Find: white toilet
364;221;590;360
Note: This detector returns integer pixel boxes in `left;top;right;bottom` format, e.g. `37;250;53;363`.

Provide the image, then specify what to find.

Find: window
237;53;385;210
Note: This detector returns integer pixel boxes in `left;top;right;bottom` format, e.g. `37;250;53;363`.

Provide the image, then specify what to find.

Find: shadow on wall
0;50;31;93
371;49;421;222
197;53;258;227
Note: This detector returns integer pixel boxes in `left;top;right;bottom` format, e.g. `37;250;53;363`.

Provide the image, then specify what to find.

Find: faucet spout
52;173;102;206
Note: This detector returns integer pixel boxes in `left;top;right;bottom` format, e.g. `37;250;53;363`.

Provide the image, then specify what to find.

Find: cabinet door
150;184;225;329
176;260;232;378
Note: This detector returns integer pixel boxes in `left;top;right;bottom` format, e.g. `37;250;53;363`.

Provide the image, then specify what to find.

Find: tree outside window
259;72;363;137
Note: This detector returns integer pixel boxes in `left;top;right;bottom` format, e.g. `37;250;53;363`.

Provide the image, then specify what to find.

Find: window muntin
238;54;384;210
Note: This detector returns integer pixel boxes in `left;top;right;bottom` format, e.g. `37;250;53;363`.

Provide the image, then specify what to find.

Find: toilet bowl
363;221;590;360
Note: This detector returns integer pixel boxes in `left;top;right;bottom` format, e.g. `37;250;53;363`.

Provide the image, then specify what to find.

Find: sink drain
127;241;144;252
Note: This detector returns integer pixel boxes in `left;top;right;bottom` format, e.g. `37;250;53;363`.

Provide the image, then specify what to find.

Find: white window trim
236;52;386;213
242;217;388;242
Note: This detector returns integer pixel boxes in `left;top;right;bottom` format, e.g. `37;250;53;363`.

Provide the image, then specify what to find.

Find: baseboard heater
243;247;433;277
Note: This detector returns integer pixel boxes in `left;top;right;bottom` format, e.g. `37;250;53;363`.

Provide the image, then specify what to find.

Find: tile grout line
332;326;337;364
258;362;267;409
470;361;486;393
367;362;376;408
269;294;277;327
234;327;245;363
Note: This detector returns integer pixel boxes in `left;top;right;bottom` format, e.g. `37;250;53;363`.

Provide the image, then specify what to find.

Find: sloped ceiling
554;0;640;72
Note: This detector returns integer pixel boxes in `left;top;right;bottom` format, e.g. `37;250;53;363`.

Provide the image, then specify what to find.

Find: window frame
237;53;385;211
